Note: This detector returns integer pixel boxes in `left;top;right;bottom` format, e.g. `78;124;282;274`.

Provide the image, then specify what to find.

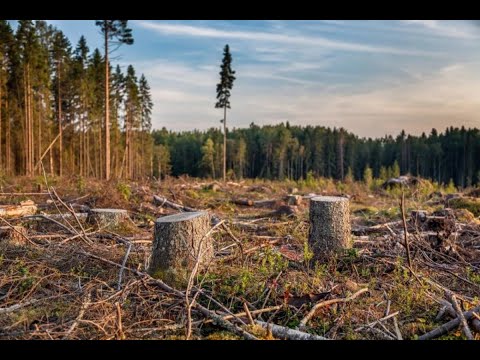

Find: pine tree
95;20;133;180
138;74;153;179
0;21;14;173
363;165;373;188
215;44;236;182
51;30;71;176
124;64;139;179
201;138;216;178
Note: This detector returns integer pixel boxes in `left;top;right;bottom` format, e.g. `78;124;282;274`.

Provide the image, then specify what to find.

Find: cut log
153;195;196;212
87;209;129;229
0;201;37;218
308;196;351;257
232;199;254;207
0;226;28;246
148;211;213;284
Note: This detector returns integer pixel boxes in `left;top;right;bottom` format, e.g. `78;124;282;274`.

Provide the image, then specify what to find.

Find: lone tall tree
215;44;236;182
95;20;133;180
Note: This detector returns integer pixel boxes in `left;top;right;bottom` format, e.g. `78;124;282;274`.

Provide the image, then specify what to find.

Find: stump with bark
286;195;303;206
87;209;129;229
0;226;28;247
148;211;213;285
308;196;351;257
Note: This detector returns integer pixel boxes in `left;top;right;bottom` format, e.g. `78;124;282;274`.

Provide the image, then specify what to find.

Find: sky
25;20;480;137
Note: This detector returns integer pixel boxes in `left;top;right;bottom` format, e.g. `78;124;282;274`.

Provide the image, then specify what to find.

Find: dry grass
0;175;479;340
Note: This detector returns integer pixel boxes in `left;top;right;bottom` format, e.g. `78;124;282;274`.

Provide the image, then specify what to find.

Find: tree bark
105;26;111;181
223;105;226;182
58;62;62;177
308;196;351;257
148;211;213;285
87;208;129;229
0;200;37;218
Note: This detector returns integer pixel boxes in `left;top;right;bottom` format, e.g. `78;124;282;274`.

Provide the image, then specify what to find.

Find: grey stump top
156;211;208;223
310;196;348;202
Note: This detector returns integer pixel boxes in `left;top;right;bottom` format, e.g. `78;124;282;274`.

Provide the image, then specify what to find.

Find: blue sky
25;20;480;137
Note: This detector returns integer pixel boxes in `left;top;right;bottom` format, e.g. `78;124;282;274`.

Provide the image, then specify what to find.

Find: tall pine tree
95;20;133;180
215;44;235;182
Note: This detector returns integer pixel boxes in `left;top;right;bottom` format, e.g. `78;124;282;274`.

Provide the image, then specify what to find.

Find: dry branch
255;321;328;340
299;288;369;328
418;305;480;340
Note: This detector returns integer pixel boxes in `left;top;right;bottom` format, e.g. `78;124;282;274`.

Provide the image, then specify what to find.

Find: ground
0;175;479;340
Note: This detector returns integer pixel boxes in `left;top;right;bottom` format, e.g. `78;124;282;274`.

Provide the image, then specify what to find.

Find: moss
150;267;189;288
206;331;241;340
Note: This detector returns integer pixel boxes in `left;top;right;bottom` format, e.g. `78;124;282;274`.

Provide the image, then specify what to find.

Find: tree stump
0;226;28;247
148;211;213;285
308;196;351;257
286;195;302;206
87;209;129;229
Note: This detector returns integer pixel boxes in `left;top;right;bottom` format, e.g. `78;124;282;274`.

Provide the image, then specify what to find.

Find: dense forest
152;124;480;188
0;20;153;179
2;21;480;188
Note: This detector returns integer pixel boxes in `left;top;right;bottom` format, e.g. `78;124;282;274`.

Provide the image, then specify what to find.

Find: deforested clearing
0;175;479;340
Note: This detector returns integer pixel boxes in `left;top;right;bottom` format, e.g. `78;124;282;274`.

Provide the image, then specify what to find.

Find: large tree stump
148;211;213;285
308;196;351;257
87;209;129;229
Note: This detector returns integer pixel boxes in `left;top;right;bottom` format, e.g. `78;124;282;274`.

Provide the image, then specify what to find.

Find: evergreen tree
215;44;236;182
95;20;133;180
363;165;373;188
201;138;216;178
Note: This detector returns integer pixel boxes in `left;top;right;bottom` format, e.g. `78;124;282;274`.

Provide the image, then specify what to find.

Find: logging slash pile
0;176;479;340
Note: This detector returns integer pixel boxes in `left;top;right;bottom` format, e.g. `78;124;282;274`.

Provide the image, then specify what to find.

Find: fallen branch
204;305;284;324
448;293;474;340
255;321;327;340
63;292;92;339
153;195;196;212
78;249;258;340
299;288;369;328
418;305;480;340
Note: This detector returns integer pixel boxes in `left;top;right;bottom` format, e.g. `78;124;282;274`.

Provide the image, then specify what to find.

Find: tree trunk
6;97;10;175
223;105;227;182
58;62;62;177
308;196;351;257
105;28;111;181
0;82;2;169
148;211;213;284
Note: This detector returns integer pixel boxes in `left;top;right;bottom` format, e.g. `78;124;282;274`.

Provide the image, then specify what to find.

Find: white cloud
137;21;440;57
402;20;478;39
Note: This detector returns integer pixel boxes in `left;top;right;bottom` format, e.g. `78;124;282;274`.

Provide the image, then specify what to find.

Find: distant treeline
152;123;480;187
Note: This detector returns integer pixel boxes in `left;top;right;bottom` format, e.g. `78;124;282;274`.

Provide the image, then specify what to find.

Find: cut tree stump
0;200;37;218
87;209;129;229
286;195;302;206
308;196;351;257
148;211;213;284
0;226;28;247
